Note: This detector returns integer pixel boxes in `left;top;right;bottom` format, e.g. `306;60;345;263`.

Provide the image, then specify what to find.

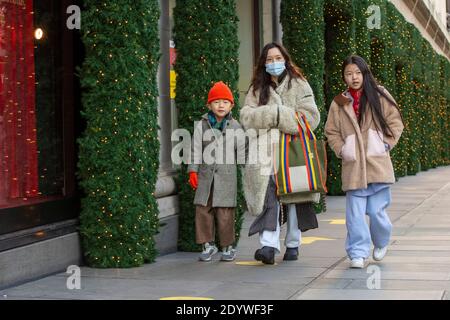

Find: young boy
188;81;246;262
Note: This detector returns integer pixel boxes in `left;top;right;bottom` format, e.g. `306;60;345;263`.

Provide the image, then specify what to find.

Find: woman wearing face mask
240;42;320;264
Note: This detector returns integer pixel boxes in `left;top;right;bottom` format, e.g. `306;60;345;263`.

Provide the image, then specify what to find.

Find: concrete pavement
1;166;449;300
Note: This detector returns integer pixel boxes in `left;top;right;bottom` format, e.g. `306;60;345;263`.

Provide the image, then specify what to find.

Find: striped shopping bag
274;113;328;197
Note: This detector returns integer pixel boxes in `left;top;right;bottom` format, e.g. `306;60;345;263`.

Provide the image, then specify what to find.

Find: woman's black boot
254;246;275;265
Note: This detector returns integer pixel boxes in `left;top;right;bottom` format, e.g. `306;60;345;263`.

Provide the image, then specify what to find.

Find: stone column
272;0;282;43
155;0;179;254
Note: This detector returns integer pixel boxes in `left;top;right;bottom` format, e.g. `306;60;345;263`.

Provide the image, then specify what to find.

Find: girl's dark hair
342;55;403;138
251;42;305;105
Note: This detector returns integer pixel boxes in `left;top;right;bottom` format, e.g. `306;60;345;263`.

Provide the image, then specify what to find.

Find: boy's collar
206;111;232;130
204;110;233;121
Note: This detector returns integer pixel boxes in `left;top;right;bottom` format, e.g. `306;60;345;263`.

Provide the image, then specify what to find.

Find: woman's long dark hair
251;42;305;106
342;55;402;138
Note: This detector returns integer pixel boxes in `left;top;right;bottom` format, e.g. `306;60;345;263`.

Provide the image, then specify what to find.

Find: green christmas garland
78;0;161;267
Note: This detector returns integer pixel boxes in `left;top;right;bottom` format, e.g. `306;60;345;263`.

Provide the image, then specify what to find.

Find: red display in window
0;0;39;206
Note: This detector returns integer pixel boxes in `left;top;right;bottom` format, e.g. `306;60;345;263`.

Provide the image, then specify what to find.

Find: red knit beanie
207;81;234;104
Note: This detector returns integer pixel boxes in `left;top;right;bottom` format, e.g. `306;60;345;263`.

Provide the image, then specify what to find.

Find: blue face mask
265;61;286;76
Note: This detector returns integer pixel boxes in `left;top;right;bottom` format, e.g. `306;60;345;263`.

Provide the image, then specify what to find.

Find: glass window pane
0;0;65;209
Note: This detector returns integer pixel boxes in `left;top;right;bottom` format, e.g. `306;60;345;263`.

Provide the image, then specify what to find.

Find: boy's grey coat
188;113;245;207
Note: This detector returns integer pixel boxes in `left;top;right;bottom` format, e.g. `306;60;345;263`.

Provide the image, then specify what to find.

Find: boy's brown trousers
195;193;235;248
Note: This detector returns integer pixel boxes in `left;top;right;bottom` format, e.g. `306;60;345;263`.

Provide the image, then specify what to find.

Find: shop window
0;0;66;210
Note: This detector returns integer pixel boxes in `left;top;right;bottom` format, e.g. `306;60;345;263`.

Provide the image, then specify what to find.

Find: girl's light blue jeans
345;183;392;260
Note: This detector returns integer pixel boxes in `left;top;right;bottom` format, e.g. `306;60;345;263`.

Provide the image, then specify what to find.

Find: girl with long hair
325;55;404;268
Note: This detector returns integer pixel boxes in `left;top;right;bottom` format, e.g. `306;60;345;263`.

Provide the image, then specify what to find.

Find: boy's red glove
189;172;198;190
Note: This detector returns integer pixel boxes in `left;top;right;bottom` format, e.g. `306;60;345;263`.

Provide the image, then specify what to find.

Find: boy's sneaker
220;246;236;262
350;258;365;269
199;242;218;262
373;246;388;261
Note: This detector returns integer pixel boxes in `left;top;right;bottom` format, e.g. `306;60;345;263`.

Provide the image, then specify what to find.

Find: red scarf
348;88;363;119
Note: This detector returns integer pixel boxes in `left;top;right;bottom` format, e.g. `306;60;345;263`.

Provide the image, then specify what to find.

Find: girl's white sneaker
350;258;365;268
373;246;388;261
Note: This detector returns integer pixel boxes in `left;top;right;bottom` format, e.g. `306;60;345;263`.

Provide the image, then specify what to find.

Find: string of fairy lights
78;1;160;267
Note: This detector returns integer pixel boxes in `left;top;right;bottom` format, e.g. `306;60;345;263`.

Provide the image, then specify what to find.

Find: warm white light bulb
34;28;43;40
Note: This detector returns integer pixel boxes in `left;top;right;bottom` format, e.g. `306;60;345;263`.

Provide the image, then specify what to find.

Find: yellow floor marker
321;219;346;225
160;296;214;300
301;236;335;244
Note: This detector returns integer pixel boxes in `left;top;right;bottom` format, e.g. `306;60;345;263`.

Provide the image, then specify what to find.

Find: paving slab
324;269;450;281
295;288;444;300
201;282;310;300
344;279;450;291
